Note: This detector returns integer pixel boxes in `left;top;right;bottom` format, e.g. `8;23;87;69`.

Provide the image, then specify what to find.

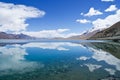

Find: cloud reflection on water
74;42;120;75
0;45;43;75
0;42;120;76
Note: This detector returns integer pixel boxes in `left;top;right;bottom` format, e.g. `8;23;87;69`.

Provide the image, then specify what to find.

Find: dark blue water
0;41;120;80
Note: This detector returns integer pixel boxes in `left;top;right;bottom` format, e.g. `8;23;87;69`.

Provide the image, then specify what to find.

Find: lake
0;40;120;80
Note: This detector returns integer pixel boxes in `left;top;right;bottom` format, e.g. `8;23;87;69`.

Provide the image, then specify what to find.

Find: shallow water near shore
0;40;120;80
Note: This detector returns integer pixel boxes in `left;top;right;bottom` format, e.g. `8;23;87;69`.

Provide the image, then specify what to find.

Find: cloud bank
22;29;80;38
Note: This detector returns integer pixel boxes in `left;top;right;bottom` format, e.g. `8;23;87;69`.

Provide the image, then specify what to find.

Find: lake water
0;41;120;80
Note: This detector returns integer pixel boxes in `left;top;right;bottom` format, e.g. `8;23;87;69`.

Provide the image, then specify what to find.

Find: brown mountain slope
89;21;120;40
67;30;99;40
53;30;99;40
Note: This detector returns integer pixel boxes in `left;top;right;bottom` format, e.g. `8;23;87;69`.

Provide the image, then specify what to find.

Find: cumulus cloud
91;9;120;31
0;2;45;32
105;5;117;12
101;0;114;2
83;7;103;17
76;19;91;24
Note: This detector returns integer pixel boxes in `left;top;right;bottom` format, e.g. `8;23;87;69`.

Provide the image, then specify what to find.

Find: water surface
0;41;120;80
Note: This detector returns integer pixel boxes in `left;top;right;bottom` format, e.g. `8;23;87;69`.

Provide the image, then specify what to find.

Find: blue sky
0;0;120;38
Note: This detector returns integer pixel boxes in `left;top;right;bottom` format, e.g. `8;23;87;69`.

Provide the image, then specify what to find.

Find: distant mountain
89;21;120;40
15;33;34;39
67;30;99;40
0;32;34;39
0;32;15;39
54;30;100;40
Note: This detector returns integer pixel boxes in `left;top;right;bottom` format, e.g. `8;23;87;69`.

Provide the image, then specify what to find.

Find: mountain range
64;30;99;40
0;32;34;39
89;21;120;41
0;22;120;41
60;21;120;41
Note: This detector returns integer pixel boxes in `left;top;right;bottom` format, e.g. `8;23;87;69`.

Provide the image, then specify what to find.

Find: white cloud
84;7;103;17
101;0;114;2
80;13;84;15
105;5;117;12
22;29;81;38
76;19;91;24
65;33;81;37
91;9;120;31
0;2;45;32
57;29;69;32
22;29;69;38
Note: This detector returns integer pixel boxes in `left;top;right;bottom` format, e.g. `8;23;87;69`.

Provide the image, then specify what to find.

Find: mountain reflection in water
0;41;120;80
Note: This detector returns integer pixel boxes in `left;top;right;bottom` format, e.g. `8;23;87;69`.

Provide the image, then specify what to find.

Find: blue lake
0;41;120;80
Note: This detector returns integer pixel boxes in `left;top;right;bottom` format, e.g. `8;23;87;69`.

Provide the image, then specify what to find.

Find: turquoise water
0;41;120;80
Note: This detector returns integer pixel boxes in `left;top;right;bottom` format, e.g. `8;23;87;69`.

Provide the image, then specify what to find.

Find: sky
0;0;120;38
